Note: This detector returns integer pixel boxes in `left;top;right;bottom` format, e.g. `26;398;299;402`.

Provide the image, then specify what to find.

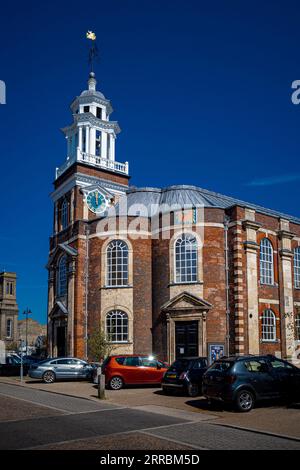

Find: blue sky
1;0;300;324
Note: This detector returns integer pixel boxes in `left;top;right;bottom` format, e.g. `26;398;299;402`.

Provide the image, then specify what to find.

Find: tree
6;341;18;352
88;327;115;362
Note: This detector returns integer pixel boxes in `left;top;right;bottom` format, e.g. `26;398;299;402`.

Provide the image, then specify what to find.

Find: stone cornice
242;219;262;231
279;248;294;259
277;229;296;240
74;113;121;134
244;240;259;251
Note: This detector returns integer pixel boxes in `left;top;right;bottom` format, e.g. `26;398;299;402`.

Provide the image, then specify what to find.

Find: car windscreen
208;361;233;372
169;359;191;372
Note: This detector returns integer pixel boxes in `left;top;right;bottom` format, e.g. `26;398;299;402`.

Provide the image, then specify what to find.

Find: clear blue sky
1;0;300;324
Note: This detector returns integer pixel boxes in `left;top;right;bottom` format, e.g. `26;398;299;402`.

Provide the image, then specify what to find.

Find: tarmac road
0;382;299;450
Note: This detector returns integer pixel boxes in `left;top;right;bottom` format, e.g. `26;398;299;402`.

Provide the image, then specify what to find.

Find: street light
23;308;32;356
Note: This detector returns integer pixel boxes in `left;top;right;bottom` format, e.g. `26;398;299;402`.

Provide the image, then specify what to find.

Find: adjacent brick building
0;272;18;346
47;72;300;364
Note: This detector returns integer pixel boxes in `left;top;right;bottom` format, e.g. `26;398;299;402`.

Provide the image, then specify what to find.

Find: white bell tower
56;72;128;179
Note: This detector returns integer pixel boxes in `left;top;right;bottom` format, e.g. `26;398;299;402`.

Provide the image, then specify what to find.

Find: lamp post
23;308;32;356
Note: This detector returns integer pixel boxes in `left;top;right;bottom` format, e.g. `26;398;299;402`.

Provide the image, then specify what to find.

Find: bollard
98;372;106;399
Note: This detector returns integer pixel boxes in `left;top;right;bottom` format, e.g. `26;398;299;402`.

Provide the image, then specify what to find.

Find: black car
202;354;300;412
0;355;30;376
161;357;208;397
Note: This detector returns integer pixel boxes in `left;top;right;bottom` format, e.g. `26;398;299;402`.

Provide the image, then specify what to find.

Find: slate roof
113;185;300;224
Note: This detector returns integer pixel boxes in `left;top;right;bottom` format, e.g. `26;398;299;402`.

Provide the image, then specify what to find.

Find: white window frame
174;233;198;284
294;247;300;289
106;310;128;343
57;255;67;297
260;238;274;285
61;199;68;230
295;313;300;341
106;240;129;287
6;319;12;338
262;309;276;342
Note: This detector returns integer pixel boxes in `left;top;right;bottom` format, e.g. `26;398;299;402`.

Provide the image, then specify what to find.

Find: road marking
139;430;208;450
0;392;73;414
0;391;125;416
24;422;203;450
213;422;300;443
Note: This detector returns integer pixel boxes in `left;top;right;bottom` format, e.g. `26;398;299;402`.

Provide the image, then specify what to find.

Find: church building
47;71;300;364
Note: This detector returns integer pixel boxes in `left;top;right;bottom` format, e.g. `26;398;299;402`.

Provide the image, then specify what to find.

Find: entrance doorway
56;326;66;357
175;321;198;358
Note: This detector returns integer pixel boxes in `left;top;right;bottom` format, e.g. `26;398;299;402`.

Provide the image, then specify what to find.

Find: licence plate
167;374;177;378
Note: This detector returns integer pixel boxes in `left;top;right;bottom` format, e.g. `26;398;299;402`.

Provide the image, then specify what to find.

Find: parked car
99;355;169;390
202;354;300;412
161;357;208;397
0;355;30;376
29;357;94;383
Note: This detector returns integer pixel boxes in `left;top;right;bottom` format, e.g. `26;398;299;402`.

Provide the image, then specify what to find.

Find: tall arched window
294;247;300;289
61;199;68;230
106;310;128;343
262;309;276;342
260;238;274;285
107;240;129;287
57;255;67;297
6;319;12;338
295;313;300;341
175;234;198;283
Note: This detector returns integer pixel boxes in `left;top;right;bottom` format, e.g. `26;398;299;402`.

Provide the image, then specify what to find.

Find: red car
101;355;168;390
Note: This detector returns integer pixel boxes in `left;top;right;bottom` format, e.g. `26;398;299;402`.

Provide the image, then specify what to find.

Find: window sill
108;341;133;345
259;283;278;288
168;281;203;287
101;285;133;290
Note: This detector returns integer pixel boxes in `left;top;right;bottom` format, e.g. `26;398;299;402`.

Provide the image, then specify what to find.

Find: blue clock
86;189;107;214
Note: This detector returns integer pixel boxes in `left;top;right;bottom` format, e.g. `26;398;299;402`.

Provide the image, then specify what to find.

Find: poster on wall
208;343;225;365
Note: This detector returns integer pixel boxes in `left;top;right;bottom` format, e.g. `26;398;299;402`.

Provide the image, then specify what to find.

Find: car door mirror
157;363;162;370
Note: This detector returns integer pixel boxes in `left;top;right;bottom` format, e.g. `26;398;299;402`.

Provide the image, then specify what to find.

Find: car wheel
235;390;255;412
187;383;199;397
109;376;124;390
43;370;56;384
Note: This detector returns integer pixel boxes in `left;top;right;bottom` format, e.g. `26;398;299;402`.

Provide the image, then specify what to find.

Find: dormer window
83;105;89;113
96;107;102;119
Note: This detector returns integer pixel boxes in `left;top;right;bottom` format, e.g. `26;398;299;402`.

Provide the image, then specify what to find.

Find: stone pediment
46;242;78;269
161;291;212;312
49;301;69;319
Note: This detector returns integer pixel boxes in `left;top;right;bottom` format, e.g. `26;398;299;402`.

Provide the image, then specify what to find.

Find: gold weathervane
86;31;96;41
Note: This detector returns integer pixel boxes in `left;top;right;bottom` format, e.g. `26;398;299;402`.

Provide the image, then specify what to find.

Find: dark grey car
29;357;93;383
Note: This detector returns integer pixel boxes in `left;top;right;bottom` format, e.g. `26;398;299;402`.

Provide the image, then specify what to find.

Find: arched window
57;255;67;297
295;313;300;341
262;309;276;342
294;247;300;289
6;319;12;338
175;234;198;283
260;238;274;285
107;240;129;287
106;310;128;343
61;199;68;230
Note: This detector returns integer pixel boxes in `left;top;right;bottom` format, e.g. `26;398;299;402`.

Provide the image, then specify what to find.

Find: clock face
86;189;107;214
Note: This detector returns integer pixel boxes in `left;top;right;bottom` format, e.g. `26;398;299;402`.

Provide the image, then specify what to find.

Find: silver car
29;357;93;384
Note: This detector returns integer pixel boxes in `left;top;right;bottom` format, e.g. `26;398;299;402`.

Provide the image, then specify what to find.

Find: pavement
0;376;300;449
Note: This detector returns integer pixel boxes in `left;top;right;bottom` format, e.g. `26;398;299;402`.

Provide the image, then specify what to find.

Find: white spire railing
56;150;129;179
